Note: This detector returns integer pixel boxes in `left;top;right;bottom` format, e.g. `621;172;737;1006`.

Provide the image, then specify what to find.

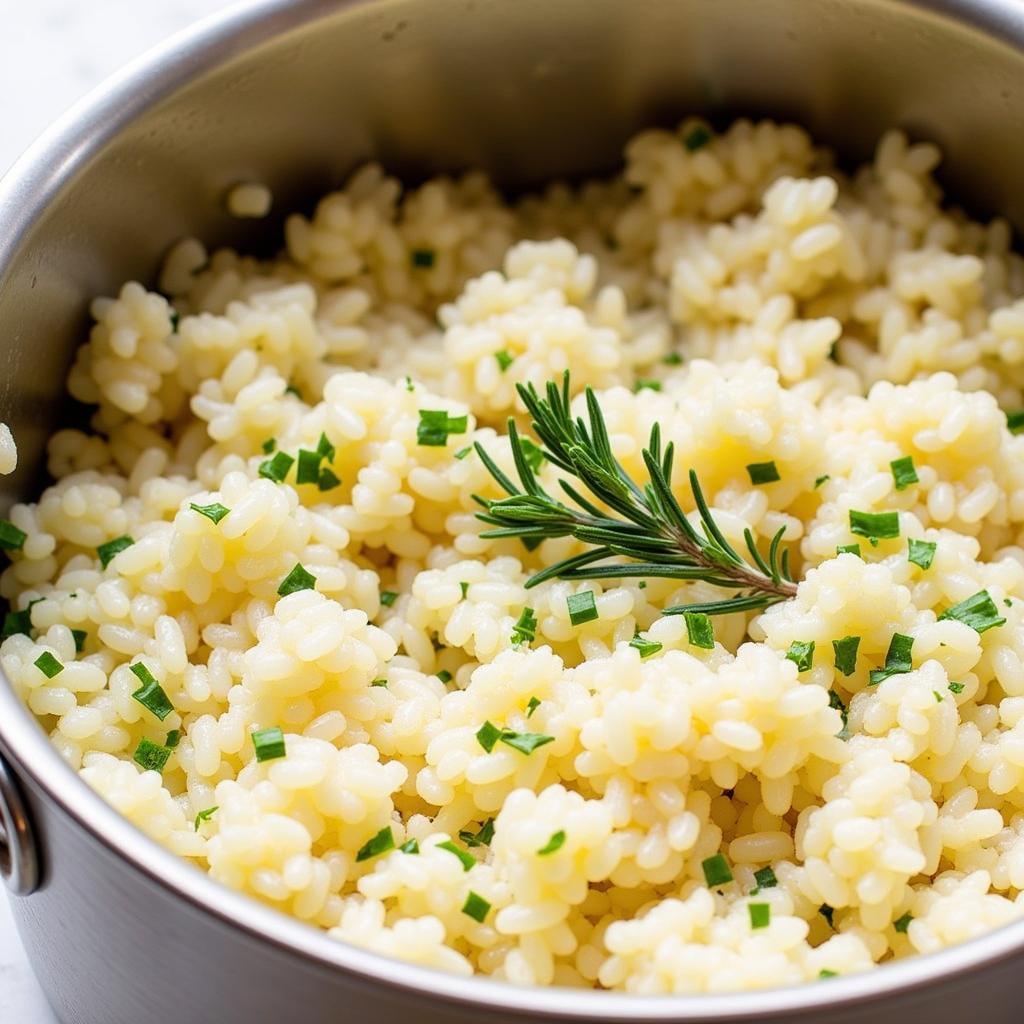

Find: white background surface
0;3;235;1017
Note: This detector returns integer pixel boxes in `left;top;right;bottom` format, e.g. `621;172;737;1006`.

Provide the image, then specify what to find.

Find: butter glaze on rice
3;117;1024;992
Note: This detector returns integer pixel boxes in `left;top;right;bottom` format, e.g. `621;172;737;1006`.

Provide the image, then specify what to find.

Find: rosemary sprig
472;373;797;616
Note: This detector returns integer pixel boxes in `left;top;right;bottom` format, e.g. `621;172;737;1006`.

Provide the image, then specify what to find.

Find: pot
3;1;1024;1020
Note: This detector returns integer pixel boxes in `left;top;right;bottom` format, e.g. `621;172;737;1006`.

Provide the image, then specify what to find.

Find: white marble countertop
0;4;235;1015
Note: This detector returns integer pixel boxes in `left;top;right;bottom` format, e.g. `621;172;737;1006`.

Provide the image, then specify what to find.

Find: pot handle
0;753;39;896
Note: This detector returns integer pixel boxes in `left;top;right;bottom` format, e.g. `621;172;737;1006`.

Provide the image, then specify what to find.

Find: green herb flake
894;912;913;934
277;563;317;597
634;378;662;393
836;543;861;557
130;663;174;721
832;635;860;677
411;248;436;268
194;806;218;830
399;839;419;854
317;467;341;491
849;509;900;545
370;677;388;687
437;840;475;871
684;125;713;151
510;606;538;646
949;680;965;694
97;535;135;568
746;461;780;485
0;520;26;551
459;581;469;599
437;669;453;685
405;376;414;392
890;455;919;491
258;451;295;483
567;591;598;626
355;826;395;862
417;409;469;447
662;352;683;366
786;640;815;672
461;891;491;923
829;689;850;740
500;730;555;755
454;445;473;460
71;629;87;653
284;384;302;399
190;501;230;525
165;728;181;749
252;726;286;763
476;720;501;753
1;608;33;640
459;818;495;848
296;448;323;485
819;904;835;929
702;853;733;887
933;690;943;703
869;633;914;686
629;635;663;658
33;651;63;678
494;350;514;372
537;830;566;856
819;969;838;979
753;866;778;890
938;589;1007;635
908;538;937;570
685;611;715;650
1006;410;1024;435
261;438;276;454
814;474;830;489
133;738;171;773
316;432;335;461
526;696;541;718
380;590;398;608
749;903;771;929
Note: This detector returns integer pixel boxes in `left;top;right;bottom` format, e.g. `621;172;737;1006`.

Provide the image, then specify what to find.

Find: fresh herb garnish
849;509;900;545
567;591;598;626
511;607;537;646
130;662;174;720
701;853;733;887
890;456;919;490
356;826;395;862
417;409;468;447
459;819;495;848
685;611;715;649
1007;410;1024;435
836;543;861;557
814;475;830;489
537;830;566;856
165;729;181;748
34;652;63;678
749;903;771;929
461;891;491;922
317;467;341;491
938;589;1006;634
400;839;419;854
437;840;475;871
495;350;514;372
829;689;850;740
753;866;777;890
296;448;323;485
634;379;662;393
629;635;663;658
380;590;398;607
894;912;913;934
252;726;286;763
526;696;541;717
194;806;218;830
832;635;860;677
908;538;936;570
411;248;436;268
71;629;87;653
949;680;965;694
190;502;230;525
133;738;171;773
684;125;712;151
0;520;26;551
746;461;780;485
869;633;914;685
97;535;135;568
277;563;317;597
258;451;294;483
786;640;815;672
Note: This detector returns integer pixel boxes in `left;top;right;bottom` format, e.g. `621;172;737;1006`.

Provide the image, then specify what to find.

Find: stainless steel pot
4;0;1024;1020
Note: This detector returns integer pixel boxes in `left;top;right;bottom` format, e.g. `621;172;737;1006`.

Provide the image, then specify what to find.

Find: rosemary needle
473;373;797;616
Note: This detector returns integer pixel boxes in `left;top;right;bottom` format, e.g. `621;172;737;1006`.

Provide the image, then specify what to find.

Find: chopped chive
949;680;965;694
316;432;335;461
499;730;555;755
748;903;771;929
284;383;302;399
97;535;135;568
261;438;276;454
629;635;663;658
380;590;398;607
258;451;294;483
746;461;780;485
526;696;541;717
908;538;936;570
296;448;322;485
537;830;566;856
400;839;419;854
894;912;913;934
165;728;181;749
819;969;838;979
437;840;475;871
190;501;230;525
566;591;598;626
832;635;860;677
662;352;683;365
494;350;514;372
634;379;662;393
818;904;835;929
454;445;473;460
356;826;395;862
890;455;919;491
836;543;861;557
459;818;495;848
753;866;777;889
476;720;501;753
1006;410;1024;435
33;651;63;678
252;726;286;763
130;663;174;721
411;248;436;268
933;689;943;702
814;474;830;489
937;589;1006;634
459;581;469;599
370;677;388;687
194;806;218;830
461;891;491;922
702;853;733;887
785;640;815;672
405;376;414;392
685;611;715;650
1;608;32;639
849;509;900;545
829;689;850;740
684;125;712;151
317;467;341;491
869;633;914;685
0;520;26;551
71;628;87;653
277;563;317;597
417;409;469;447
510;606;538;646
133;738;171;773
437;669;453;684
637;581;646;589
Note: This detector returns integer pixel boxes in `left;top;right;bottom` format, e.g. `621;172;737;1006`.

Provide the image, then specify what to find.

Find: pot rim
4;0;1024;1017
